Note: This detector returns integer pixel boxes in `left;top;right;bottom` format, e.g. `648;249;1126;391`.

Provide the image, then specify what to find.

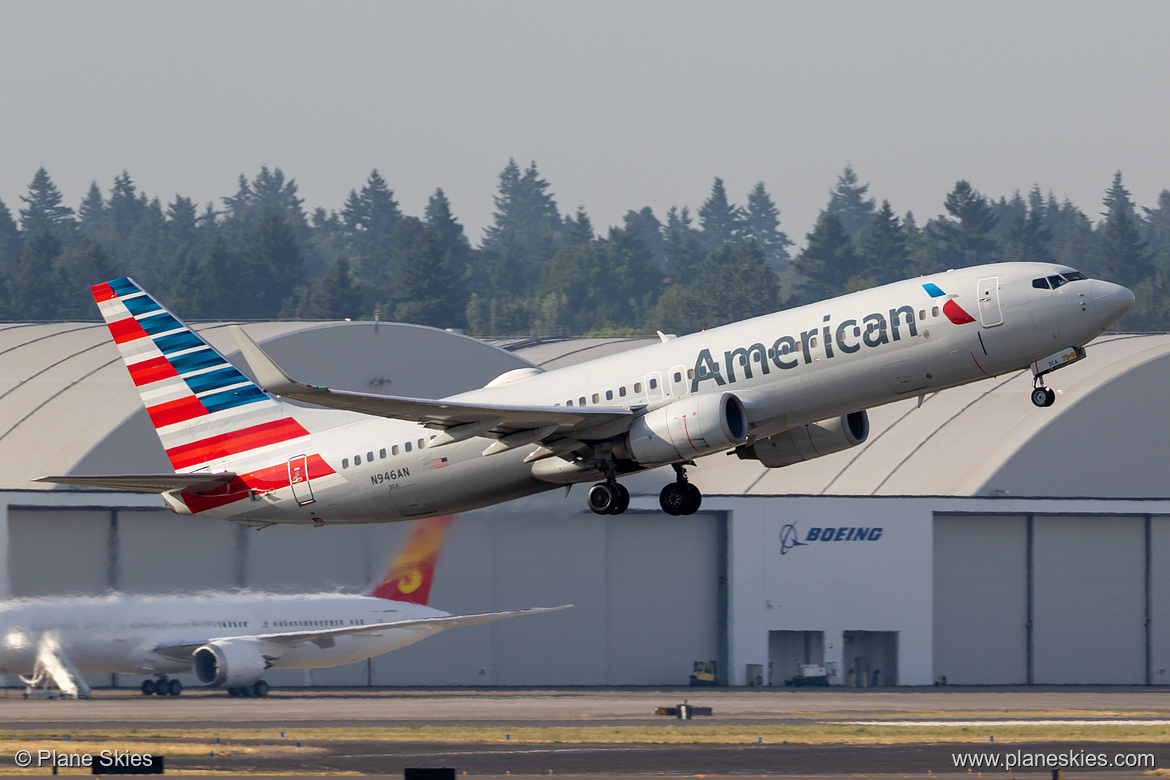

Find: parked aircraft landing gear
660;464;702;516
141;676;182;696
227;680;269;698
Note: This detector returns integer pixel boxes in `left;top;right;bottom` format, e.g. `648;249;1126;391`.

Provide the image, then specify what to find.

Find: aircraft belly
271;628;439;669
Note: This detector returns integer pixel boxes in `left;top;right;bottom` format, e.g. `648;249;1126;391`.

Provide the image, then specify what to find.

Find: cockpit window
1047;275;1068;289
1032;277;1051;289
1063;271;1087;282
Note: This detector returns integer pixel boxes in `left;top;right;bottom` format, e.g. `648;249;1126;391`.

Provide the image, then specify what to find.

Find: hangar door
935;513;1149;685
933;515;1028;684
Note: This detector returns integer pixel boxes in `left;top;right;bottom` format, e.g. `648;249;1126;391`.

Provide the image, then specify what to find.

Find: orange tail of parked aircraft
369;515;455;604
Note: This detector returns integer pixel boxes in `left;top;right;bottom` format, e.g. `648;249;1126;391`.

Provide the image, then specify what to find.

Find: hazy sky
2;1;1168;248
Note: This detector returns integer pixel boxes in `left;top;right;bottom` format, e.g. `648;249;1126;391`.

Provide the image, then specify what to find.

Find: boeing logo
780;523;884;555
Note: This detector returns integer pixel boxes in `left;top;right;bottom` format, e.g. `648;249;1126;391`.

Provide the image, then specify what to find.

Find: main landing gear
659;463;702;516
141;676;182;696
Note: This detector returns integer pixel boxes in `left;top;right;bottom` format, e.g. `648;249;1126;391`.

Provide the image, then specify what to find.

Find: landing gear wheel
609;483;630;515
167;679;182;696
1031;386;1056;407
252;680;269;698
660;483;687;516
228;687;241;697
587;482;617;515
141;679;156;696
685;483;702;514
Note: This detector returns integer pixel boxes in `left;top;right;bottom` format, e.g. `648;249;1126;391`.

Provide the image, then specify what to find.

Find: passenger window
405;441;412;452
367;451;374;462
354;454;362;465
342;458;349;469
418;438;425;448
619;387;627;397
918;309;926;320
649;378;658;389
810;337;818;348
1033;277;1051;289
687;369;695;380
379;448;386;459
592;393;600;403
634;382;642;393
931;307;939;317
606;390;614;400
392;445;399;456
794;342;802;353
579;397;587;406
673;372;682;382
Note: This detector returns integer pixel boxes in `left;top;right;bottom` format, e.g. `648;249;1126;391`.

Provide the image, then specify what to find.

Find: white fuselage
0;593;446;677
176;262;1131;525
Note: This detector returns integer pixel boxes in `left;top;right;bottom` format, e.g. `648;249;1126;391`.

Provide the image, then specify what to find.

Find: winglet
229;326;303;396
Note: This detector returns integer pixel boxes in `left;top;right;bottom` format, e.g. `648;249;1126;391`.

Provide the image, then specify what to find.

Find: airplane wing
33;473;237;493
230;326;631;438
150;605;572;657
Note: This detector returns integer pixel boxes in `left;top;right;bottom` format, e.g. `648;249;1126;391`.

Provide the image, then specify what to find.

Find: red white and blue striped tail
91;277;310;473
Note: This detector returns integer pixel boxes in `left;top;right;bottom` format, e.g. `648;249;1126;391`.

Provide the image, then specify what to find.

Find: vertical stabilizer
370;516;455;605
91;278;309;473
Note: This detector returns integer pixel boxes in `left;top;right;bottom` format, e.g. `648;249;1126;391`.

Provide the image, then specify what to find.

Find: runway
1;686;1168;777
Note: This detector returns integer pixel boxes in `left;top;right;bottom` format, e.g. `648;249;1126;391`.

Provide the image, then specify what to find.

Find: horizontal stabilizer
35;473;237;494
230;326;630;435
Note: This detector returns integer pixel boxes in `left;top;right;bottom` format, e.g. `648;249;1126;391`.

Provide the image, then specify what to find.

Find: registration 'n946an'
371;468;409;486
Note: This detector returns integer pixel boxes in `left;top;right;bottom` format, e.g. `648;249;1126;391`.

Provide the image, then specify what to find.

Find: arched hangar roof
0;321;529;490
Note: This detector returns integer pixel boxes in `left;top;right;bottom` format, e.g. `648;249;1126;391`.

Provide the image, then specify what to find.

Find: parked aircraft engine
191;640;270;687
615;392;749;466
737;411;869;468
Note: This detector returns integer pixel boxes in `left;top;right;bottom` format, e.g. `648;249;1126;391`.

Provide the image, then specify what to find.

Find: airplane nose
1091;281;1136;330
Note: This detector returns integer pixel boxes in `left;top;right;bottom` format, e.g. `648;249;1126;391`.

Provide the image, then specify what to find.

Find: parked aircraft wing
230;326;630;435
151;605;572;657
34;473;238;493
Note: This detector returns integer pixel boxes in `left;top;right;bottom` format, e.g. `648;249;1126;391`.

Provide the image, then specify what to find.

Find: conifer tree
622;207;665;269
698;177;741;251
929;180;999;267
825;165;876;239
791;213;860;302
858;200;908;284
0;197;21;274
7;231;63;319
564;206;594;245
662;206;705;285
19;168;74;240
77;182;106;241
741;182;792;271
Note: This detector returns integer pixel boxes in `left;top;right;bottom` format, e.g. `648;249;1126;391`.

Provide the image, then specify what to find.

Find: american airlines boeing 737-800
39;262;1133;525
1;516;567;697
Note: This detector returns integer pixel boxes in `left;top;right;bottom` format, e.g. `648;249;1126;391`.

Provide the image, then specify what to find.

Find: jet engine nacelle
737;411;869;468
616;392;749;466
191;640;270;688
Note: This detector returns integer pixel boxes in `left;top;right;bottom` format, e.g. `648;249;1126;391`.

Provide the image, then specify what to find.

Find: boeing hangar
1;320;1168;689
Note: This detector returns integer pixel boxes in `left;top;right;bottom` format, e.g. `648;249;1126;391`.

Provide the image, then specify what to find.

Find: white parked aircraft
40;263;1133;524
0;516;567;697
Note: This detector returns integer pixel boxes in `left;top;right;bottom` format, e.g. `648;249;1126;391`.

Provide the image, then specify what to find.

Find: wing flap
34;473;237;494
230;326;630;435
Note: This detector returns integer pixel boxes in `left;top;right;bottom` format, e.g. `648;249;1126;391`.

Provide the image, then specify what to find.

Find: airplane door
645;371;665;402
977;276;1004;327
288;455;315;506
668;365;689;397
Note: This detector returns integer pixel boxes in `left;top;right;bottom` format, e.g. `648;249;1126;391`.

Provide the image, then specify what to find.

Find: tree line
1;161;1167;335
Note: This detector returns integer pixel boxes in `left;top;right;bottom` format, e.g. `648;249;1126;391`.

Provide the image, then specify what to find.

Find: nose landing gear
1031;383;1056;408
